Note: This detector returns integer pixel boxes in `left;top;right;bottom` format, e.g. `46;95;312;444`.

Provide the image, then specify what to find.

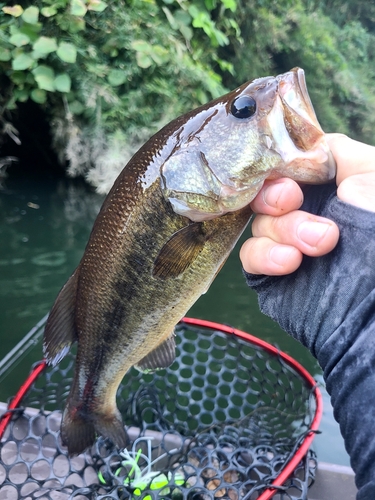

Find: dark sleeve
244;184;375;499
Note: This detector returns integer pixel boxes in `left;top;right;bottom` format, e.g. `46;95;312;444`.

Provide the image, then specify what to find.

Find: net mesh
0;321;318;500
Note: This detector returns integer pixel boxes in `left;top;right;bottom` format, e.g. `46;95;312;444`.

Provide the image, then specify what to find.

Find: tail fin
94;408;129;450
61;405;129;456
61;406;96;456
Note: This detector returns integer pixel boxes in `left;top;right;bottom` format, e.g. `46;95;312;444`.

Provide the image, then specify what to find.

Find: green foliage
0;1;92;105
0;0;240;184
0;0;375;188
224;0;375;144
0;0;238;111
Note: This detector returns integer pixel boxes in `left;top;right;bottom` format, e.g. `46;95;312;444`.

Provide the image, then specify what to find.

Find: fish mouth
278;68;322;151
268;67;336;182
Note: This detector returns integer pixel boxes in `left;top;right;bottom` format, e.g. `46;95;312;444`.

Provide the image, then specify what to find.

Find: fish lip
277;67;322;141
295;68;316;119
269;67;336;182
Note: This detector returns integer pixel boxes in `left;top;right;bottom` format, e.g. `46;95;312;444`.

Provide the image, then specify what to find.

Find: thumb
326;133;375;186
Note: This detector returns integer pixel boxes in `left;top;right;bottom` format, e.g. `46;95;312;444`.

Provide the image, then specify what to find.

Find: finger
250;178;304;216
337;172;375;213
326;133;375;185
252;211;340;257
240;237;303;275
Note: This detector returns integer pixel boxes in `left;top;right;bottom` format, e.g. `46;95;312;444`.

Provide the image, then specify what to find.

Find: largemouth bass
43;68;335;455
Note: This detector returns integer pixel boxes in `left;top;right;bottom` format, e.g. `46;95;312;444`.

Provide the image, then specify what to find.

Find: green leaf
149;45;169;65
188;5;200;20
32;65;55;91
12;53;34;70
10;71;27;84
33;36;58;55
85;63;108;76
87;0;108;12
131;40;151;52
31;88;47;104
108;69;126;86
205;0;216;10
66;17;85;32
179;24;193;41
174;9;192;26
22;6;39;24
2;5;23;17
191;10;211;29
56;42;77;63
214;56;234;74
5;97;17;110
31;50;45;60
212;29;228;46
0;49;11;62
9;33;31;47
71;0;87;16
41;6;58;17
54;73;71;92
10;25;19;36
221;0;236;12
162;7;177;29
14;88;29;102
162;7;192;40
69;100;85;114
18;24;42;41
136;52;152;68
32;64;54;78
25;73;35;84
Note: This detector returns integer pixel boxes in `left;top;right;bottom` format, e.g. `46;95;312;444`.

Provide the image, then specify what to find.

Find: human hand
240;134;375;275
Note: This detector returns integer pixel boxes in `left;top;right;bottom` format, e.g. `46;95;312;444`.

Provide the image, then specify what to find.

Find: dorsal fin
152;222;207;280
43;270;79;366
135;332;176;373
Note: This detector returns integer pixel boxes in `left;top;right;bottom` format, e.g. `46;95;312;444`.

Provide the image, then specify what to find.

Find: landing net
0;318;322;500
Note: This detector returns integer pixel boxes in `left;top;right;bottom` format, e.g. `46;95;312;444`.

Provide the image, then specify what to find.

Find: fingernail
297;221;331;247
270;245;295;266
262;183;284;207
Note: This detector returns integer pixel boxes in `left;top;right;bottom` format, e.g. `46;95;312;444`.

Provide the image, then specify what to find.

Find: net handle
181;317;323;500
0;318;323;500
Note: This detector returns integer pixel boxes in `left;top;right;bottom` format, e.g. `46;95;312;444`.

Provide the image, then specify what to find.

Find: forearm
244;184;375;497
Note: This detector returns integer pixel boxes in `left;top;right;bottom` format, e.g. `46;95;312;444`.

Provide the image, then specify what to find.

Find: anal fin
135;332;176;373
43;270;79;366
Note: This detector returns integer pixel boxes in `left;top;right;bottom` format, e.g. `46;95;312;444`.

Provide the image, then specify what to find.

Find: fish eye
230;95;256;119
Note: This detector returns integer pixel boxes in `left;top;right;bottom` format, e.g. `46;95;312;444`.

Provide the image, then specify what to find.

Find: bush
225;0;375;144
0;0;239;190
1;0;375;191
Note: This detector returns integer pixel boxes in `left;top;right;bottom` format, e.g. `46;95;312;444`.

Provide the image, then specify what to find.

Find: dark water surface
0;167;350;466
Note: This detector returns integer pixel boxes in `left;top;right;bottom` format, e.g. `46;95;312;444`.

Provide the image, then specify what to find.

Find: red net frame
0;317;322;500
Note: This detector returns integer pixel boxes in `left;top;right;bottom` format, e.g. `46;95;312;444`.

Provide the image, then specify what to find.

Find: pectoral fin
152;223;206;279
43;270;79;366
135;333;176;373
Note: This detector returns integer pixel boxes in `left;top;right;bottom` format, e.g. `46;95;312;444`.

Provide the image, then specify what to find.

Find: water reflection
31;251;67;267
0;170;349;465
0;174;104;362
